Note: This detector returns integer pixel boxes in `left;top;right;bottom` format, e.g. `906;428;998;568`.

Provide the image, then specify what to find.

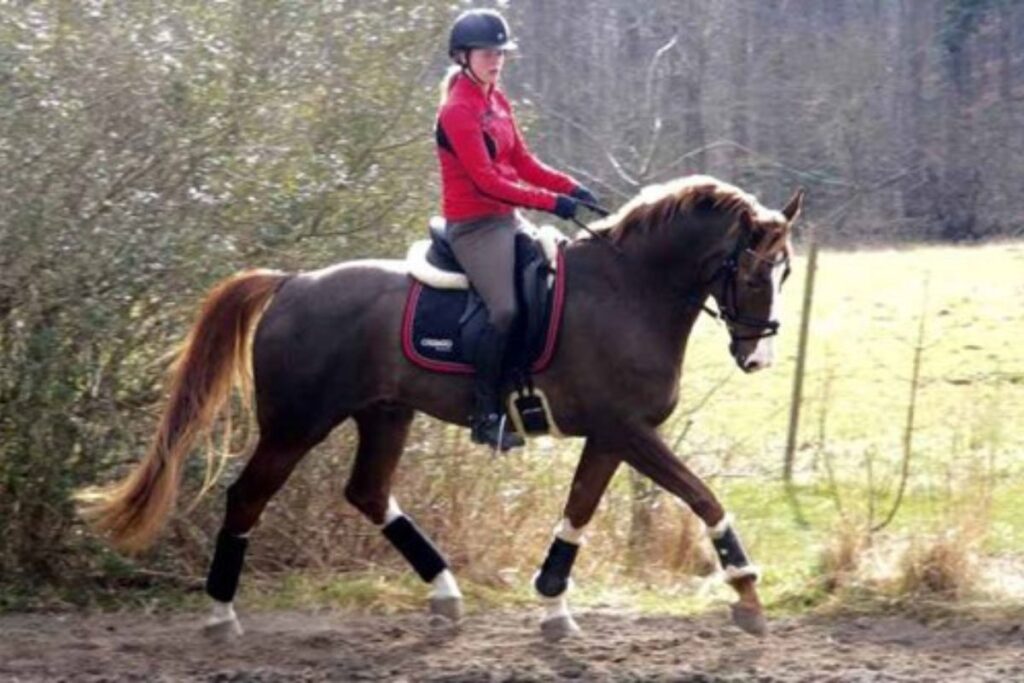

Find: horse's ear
782;188;805;223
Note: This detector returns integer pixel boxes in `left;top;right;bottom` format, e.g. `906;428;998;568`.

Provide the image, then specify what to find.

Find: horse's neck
566;238;708;360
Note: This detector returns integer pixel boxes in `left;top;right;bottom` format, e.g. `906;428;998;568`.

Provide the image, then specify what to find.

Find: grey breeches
446;213;523;334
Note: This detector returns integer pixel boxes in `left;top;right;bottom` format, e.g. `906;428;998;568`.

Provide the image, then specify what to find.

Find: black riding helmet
448;9;518;61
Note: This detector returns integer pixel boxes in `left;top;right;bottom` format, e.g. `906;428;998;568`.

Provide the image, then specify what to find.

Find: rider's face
467;48;506;86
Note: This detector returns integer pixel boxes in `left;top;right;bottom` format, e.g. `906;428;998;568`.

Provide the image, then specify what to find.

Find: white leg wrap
554;517;585;545
706;513;761;583
430;569;463;600
724;564;762;583
536;519;584;638
208;600;237;624
383;496;403;526
203;602;243;638
707;513;734;539
541;594;572;622
203;599;243;638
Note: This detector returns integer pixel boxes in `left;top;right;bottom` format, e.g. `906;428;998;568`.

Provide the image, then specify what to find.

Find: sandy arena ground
2;607;1024;682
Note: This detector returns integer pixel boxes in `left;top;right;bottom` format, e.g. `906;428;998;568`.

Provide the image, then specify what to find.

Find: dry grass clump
897;531;979;599
665;506;718;577
818;521;870;594
815;517;983;606
620;497;718;580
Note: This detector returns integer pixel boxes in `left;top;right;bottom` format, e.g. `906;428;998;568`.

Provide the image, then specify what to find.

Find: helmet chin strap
457;50;490;89
462;65;486;87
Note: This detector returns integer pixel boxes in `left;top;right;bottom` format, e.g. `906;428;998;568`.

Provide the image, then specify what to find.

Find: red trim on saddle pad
401;248;567;375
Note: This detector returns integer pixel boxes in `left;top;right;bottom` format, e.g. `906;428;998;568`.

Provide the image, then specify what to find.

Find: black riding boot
470;324;525;451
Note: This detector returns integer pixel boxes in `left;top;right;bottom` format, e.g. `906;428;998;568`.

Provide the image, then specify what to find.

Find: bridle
573;203;789;341
690;236;790;342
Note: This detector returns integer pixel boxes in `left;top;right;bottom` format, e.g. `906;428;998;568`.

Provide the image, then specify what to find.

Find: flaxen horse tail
75;269;289;553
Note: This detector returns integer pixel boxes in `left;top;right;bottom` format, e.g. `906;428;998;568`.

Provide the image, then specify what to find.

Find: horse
76;174;803;640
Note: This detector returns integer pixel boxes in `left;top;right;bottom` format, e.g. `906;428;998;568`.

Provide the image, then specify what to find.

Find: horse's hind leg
534;438;620;640
203;431;326;640
344;404;463;621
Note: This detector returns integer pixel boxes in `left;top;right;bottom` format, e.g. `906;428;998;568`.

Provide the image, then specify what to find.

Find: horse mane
581;175;786;246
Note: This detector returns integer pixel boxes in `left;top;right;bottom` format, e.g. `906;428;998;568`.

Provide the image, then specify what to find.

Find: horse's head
579;176;805;373
708;188;803;373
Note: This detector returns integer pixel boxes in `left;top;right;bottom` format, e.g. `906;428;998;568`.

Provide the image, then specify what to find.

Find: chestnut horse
77;175;803;640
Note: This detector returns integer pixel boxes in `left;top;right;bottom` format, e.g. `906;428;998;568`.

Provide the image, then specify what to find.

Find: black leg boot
470;324;525;451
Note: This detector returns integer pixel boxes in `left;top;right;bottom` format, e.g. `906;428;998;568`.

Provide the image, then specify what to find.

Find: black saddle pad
402;240;566;375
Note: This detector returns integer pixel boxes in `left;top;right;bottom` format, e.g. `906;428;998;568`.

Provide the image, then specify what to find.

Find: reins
570;202;624;256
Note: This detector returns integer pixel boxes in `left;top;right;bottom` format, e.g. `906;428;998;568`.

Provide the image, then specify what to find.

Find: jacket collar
452;71;498;106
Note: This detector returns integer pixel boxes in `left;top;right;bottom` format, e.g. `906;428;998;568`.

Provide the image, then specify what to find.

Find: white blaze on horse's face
734;188;801;372
741;254;787;373
726;220;791;374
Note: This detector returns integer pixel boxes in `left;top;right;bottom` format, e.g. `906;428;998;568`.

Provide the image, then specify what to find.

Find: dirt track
2;607;1023;682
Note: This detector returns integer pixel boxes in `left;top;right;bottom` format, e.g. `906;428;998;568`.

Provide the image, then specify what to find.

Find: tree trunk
729;0;750;181
897;0;932;231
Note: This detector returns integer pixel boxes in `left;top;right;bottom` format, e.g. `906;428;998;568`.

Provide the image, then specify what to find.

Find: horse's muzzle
731;340;773;374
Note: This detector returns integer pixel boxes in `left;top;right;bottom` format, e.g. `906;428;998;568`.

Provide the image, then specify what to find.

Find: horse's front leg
533;438;620;640
622;424;765;636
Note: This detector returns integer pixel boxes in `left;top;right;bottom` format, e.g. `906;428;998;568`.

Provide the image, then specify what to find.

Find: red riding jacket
436;72;578;221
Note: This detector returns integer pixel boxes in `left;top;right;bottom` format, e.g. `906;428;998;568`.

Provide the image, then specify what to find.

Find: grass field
681;241;1024;453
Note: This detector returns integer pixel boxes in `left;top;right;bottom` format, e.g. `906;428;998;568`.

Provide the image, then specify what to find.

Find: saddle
402;217;569;436
406;217;565;289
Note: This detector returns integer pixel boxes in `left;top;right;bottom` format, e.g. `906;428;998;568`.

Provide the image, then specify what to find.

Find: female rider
437;9;599;451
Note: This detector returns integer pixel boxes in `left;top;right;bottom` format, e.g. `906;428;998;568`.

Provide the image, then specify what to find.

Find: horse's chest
596;353;680;416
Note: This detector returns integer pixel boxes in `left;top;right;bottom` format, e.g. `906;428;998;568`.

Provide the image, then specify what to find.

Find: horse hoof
540;615;581;641
730;602;767;636
429;596;464;622
202;616;243;642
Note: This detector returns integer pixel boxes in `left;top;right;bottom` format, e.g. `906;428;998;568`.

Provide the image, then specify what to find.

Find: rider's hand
552;194;579;220
571;185;599;208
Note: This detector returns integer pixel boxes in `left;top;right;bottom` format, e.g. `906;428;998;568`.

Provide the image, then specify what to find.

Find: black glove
552;194;579;220
571;185;599;208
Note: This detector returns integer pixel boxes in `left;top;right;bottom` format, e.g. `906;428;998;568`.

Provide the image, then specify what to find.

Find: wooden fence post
783;223;819;483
